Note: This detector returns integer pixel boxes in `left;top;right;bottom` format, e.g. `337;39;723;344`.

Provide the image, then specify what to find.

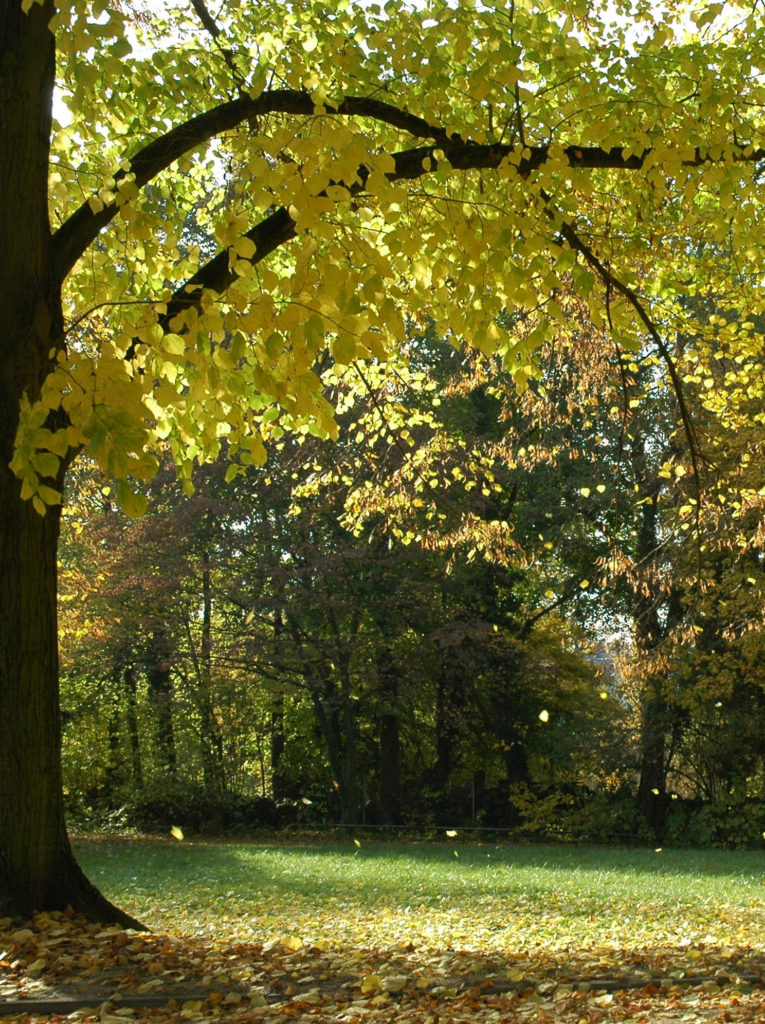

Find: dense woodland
59;324;765;848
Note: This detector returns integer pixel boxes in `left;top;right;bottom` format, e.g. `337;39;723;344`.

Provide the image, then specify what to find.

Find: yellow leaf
170;825;184;841
361;974;383;994
37;484;62;506
539;709;549;722
445;829;458;837
354;838;362;848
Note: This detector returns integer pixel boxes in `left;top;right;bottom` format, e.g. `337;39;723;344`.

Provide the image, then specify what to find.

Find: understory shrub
665;795;765;848
122;781;284;833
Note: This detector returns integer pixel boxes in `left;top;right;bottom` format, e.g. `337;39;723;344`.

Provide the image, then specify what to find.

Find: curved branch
126;135;742;360
51;91;463;283
541;188;704;497
154;206;295;341
51;71;765;287
189;0;247;88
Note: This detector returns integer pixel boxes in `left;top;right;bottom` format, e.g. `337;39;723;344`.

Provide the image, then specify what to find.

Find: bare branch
190;0;223;39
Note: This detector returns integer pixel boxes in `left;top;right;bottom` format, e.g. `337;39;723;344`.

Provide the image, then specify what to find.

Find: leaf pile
1;909;764;1024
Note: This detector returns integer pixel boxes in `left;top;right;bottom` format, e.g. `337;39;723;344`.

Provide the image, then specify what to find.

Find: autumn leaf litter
1;908;764;1024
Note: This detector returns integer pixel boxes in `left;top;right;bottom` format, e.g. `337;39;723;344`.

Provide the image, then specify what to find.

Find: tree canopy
3;0;765;921
14;0;765;508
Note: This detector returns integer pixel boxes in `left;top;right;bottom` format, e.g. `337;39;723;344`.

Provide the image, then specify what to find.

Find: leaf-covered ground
1;838;764;1023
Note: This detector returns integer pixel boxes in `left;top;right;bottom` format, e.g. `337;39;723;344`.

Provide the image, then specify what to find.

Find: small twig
189;0;247;89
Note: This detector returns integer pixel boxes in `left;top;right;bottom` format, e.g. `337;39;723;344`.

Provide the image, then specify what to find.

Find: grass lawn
73;836;765;953
4;837;761;1023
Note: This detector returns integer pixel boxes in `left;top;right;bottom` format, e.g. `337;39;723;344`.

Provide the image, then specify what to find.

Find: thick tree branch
52;91;461;282
125;141;660;344
190;0;223;40
54;78;765;285
141;206;295;345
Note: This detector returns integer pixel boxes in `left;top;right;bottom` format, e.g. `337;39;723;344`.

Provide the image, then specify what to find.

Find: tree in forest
4;0;765;921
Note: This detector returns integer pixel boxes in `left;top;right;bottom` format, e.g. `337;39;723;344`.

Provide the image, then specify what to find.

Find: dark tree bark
270;691;288;800
433;666;459;796
146;632;177;776
123;664;143;790
376;646;401;824
105;683;123;798
631;439;679;840
0;1;141;926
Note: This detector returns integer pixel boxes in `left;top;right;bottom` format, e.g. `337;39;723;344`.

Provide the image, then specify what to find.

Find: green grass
73;837;765;956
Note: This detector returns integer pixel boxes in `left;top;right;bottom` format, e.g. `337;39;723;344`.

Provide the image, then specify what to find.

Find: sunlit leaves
10;0;765;522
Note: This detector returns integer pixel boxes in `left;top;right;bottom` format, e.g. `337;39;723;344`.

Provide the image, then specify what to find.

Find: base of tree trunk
0;844;146;931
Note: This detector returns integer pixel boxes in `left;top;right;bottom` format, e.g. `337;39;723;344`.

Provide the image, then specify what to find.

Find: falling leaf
354;838;362;848
539;709;549;722
445;830;458;837
170;825;184;841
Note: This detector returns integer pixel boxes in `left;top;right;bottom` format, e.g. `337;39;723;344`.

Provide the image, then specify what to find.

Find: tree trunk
270;690;288;800
0;0;141;926
636;677;669;837
376;646;401;824
147;631;177;776
433;666;458;795
123;664;143;790
197;553;225;793
632;445;671;839
270;611;288;800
